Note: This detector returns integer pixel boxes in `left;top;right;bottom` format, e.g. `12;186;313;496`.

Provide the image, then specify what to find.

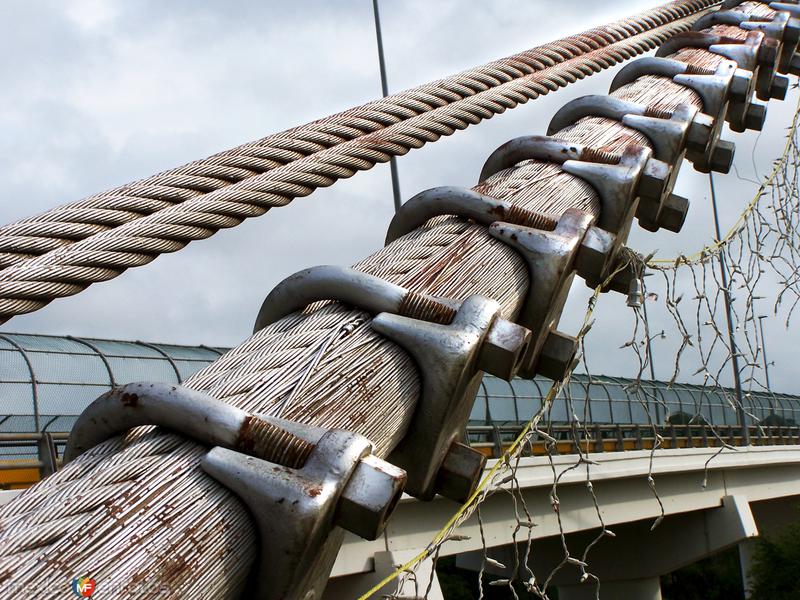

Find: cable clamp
255;265;533;502
692;10;749;31
489;209;591;379
742;9;800;74
610;56;749;166
384;184;637;378
65;382;406;600
480;135;659;235
657;29;785;105
386;187;582;380
547;95;696;231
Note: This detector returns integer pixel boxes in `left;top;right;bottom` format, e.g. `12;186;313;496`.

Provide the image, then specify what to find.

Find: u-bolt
254;265;457;333
692;10;748;30
384;186;556;245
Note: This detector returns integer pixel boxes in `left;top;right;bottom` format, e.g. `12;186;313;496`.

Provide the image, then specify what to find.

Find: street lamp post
757;315;772;391
757;314;777;418
371;0;402;212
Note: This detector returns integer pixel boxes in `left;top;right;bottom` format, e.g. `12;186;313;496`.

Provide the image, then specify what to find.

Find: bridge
328;445;800;599
1;333;799;599
2;1;800;598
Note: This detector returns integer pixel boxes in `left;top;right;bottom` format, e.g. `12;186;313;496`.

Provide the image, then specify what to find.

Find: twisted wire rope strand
0;12;716;322
0;3;779;598
2;0;708;264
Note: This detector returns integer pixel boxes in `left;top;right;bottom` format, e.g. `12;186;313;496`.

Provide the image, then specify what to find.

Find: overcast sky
1;0;796;392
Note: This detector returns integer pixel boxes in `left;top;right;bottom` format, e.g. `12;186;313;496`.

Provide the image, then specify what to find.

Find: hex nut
575;226;615;288
336;454;406;540
657;194;690;234
790;53;800;77
781;22;800;71
478;318;531;381
709;139;735;174
770;75;789;101
537;330;578;381
729;71;752;103
636;198;661;233
608;263;635;295
756;39;779;102
726;101;749;134
686;115;714;154
745;102;767;132
758;39;779;70
638;160;669;202
434;441;486;503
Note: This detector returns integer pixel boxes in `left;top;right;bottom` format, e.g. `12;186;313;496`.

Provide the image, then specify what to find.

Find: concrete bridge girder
325;446;800;599
456;495;758;593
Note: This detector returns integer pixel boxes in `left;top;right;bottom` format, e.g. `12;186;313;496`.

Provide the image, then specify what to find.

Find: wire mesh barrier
3;1;800;598
618;92;800;435
0;352;800;489
473;374;800;429
363;33;800;600
0;333;225;433
468;424;800;457
3;340;798;491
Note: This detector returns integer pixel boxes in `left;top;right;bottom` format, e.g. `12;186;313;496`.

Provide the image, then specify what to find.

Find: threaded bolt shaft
644;104;675;120
684;63;716;75
505;205;558;231
398;291;457;324
581;147;621;164
236;415;315;469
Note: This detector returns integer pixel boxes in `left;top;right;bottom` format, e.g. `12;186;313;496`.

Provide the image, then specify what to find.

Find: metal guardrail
1;331;798;438
466;424;800;458
3;425;799;489
0;432;68;488
0;332;226;434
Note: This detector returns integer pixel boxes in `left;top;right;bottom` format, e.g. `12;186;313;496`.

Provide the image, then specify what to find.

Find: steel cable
0;2;782;599
0;9;718;322
5;0;717;269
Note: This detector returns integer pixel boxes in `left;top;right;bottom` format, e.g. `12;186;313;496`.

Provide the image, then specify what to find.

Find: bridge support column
738;538;758;599
557;576;662;600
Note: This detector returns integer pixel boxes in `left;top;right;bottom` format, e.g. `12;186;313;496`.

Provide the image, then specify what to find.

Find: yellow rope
356;384;561;600
355;97;800;596
357;283;606;599
649;91;800;268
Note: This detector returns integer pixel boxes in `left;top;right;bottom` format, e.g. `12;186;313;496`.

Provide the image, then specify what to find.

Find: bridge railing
4;424;799;490
467;423;800;458
0;432;67;489
0;424;800;489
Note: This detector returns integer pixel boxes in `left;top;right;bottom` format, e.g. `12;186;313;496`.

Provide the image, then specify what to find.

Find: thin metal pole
757;315;772;390
757;314;777;417
372;0;402;212
709;173;749;444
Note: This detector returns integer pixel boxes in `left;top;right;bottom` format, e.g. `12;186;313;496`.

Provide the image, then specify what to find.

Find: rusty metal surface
4;2;795;598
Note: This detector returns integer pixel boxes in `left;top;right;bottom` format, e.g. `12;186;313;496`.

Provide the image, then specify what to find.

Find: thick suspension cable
0;2;789;599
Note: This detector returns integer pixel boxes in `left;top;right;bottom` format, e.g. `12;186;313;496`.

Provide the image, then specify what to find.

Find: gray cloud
0;1;795;393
